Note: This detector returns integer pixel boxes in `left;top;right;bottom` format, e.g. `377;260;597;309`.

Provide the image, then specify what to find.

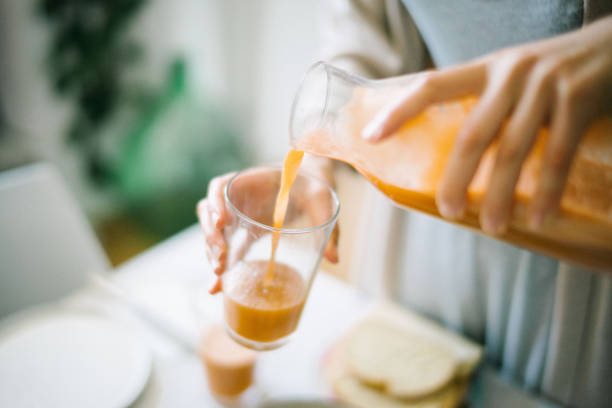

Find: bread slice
346;321;457;399
368;302;482;378
333;374;467;408
321;302;483;407
324;332;467;408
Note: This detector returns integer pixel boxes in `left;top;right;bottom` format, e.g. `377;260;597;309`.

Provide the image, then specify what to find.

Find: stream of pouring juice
265;149;304;283
223;150;307;346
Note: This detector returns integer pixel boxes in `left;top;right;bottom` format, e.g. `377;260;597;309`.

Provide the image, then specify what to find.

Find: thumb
324;223;340;263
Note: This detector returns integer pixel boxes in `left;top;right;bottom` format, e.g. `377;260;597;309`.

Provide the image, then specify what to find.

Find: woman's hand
197;155;339;294
362;16;612;234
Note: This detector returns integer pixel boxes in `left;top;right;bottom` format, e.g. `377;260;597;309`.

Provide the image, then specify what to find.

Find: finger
528;102;583;230
208;276;222;295
362;62;486;142
298;184;339;262
197;199;226;256
480;67;553;235
528;52;609;229
197;199;227;275
207;173;235;228
324;223;340;263
229;230;257;267
528;64;601;230
436;67;521;219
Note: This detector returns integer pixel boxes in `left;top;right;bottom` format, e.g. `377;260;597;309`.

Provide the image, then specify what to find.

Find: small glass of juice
200;324;258;404
221;165;339;350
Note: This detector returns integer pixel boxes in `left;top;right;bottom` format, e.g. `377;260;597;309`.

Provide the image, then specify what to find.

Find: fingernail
211;212;221;228
208;277;222;294
438;200;464;220
326;247;339;263
529;208;552;231
362;118;384;141
528;211;543;230
483;217;506;236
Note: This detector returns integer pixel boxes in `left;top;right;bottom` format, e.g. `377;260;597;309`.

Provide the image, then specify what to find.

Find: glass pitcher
289;61;612;271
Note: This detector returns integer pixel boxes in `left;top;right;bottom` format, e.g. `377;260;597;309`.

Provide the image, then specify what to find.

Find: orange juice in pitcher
289;62;612;270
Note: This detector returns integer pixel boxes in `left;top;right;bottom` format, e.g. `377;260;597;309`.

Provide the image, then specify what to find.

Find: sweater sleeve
318;0;429;79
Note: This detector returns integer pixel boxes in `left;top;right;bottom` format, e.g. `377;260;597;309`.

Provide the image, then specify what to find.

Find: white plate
0;313;152;408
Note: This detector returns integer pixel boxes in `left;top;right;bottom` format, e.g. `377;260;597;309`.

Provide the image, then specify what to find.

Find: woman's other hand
197;155;339;294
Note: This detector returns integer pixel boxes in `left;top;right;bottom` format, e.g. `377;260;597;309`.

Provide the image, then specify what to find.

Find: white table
12;225;560;407
78;225;371;407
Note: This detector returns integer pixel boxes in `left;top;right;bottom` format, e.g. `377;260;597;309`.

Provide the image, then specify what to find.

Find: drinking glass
221;166;339;351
